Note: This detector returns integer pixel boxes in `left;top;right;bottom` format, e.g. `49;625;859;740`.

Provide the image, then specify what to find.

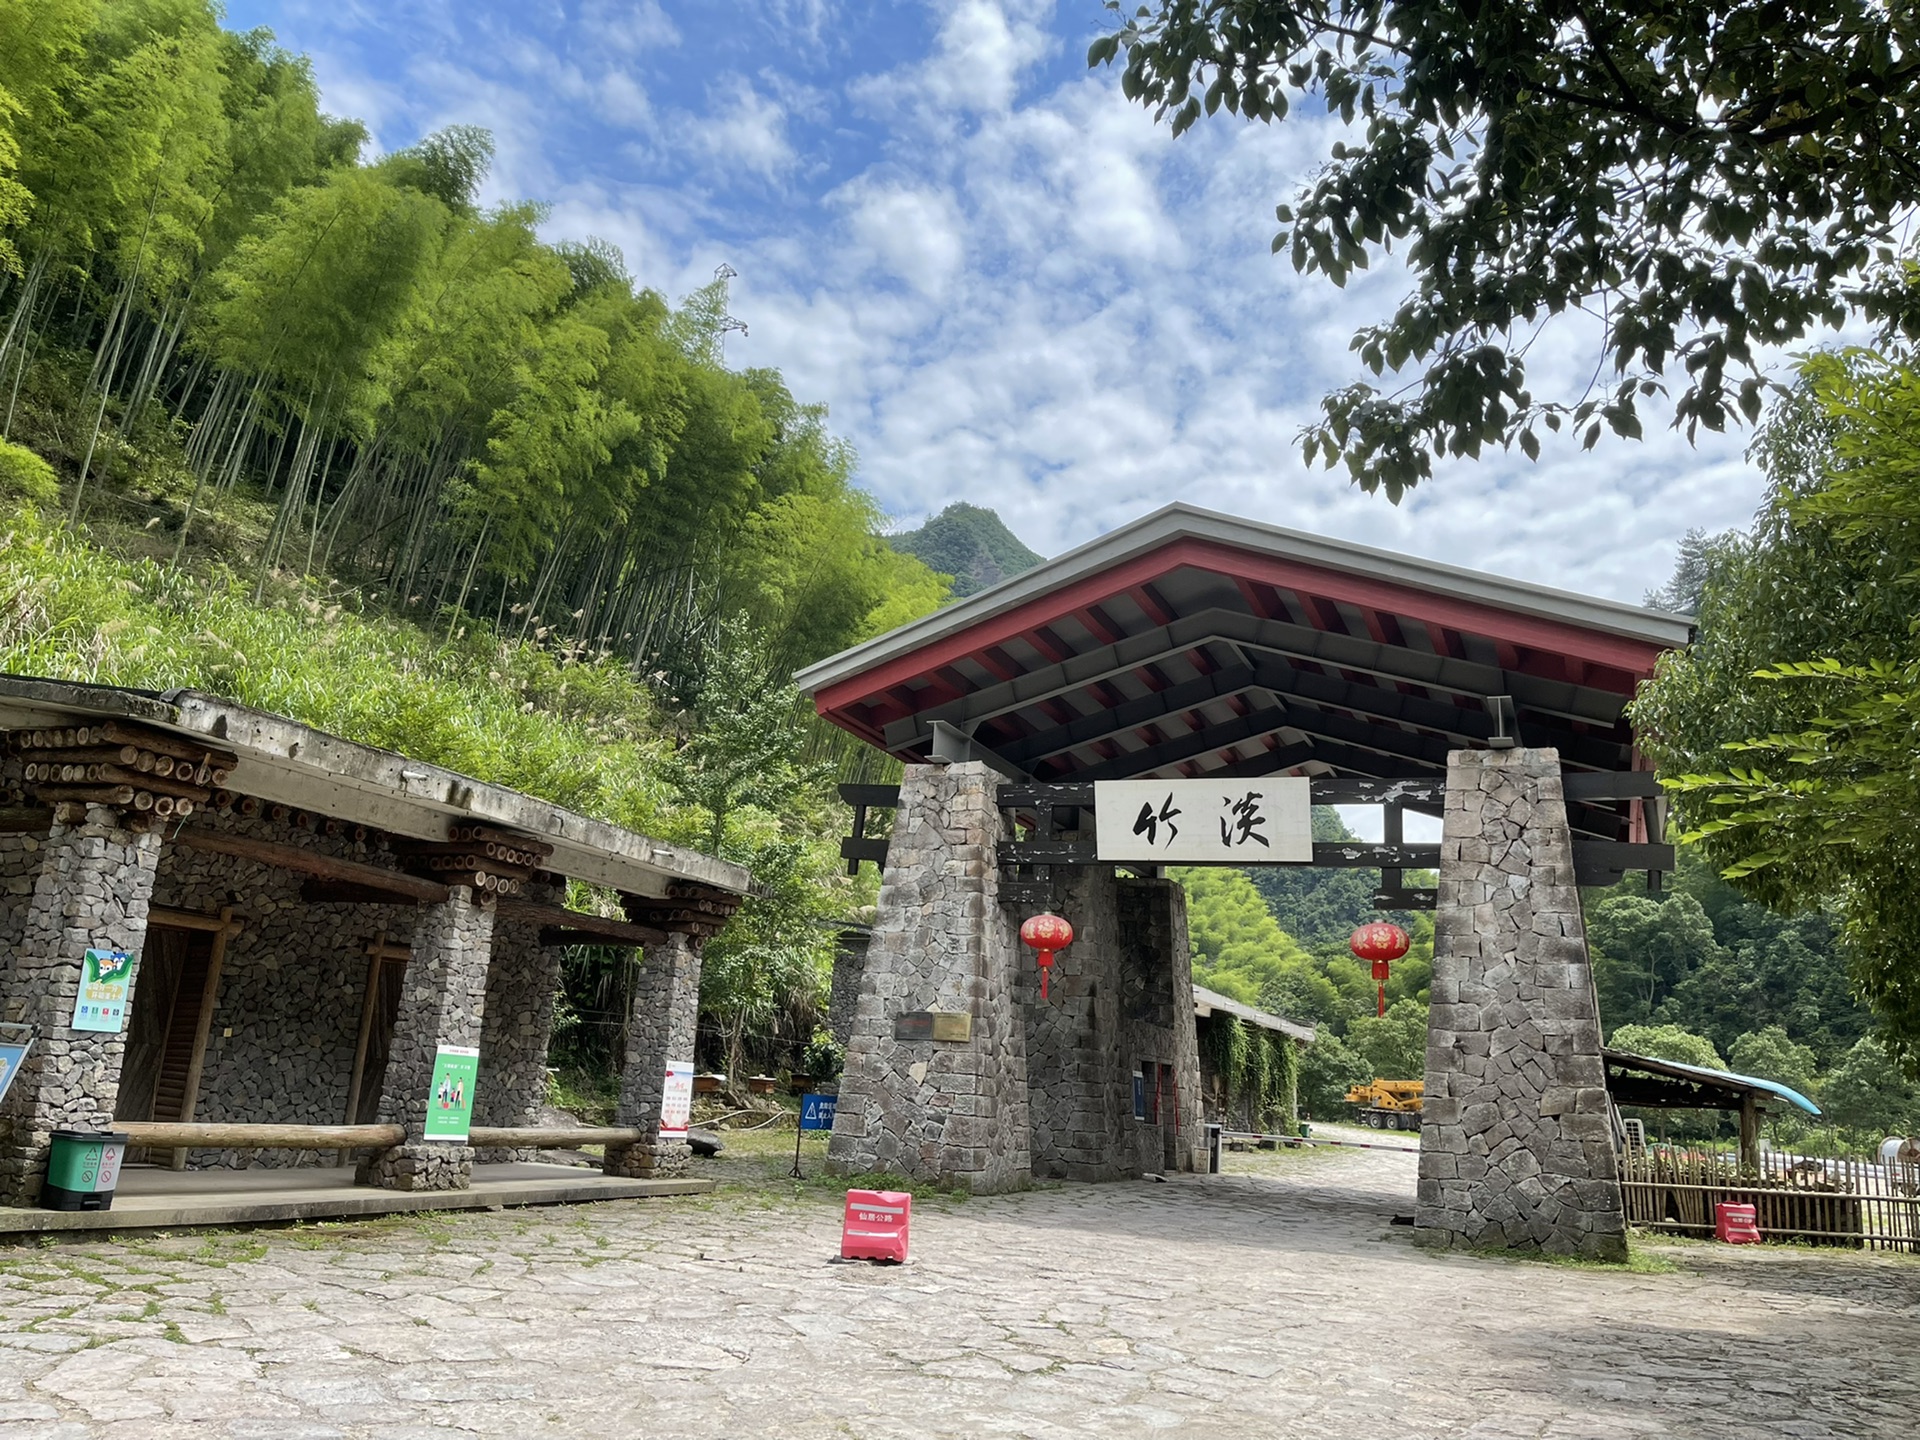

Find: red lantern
1350;922;1410;1018
1020;912;1075;1000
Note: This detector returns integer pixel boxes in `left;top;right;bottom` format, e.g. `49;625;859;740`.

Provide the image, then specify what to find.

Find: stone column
604;931;702;1179
1416;748;1627;1260
825;761;1030;1193
356;890;495;1192
474;882;566;1163
0;806;162;1207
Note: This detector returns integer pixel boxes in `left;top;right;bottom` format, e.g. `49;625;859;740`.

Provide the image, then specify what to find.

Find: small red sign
1715;1202;1762;1244
841;1188;911;1263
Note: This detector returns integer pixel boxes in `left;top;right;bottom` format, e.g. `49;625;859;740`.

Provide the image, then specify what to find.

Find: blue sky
225;0;1779;603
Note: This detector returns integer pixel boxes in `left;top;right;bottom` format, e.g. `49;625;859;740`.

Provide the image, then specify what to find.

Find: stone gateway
799;503;1689;1256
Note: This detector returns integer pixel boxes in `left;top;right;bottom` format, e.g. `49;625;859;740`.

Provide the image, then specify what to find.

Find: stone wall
1415;747;1628;1260
357;891;496;1191
605;931;702;1179
1115;877;1204;1176
1015;869;1202;1180
474;881;565;1163
826;925;871;1052
1019;866;1129;1181
0;832;45;954
0;806;163;1206
149;813;416;1168
826;762;1031;1193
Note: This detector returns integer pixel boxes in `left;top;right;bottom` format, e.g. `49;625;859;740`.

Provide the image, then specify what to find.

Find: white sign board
1094;778;1312;863
659;1060;694;1139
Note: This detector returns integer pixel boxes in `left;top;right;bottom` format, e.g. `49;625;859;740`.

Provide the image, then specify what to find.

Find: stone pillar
1017;867;1204;1181
356;890;494;1192
826;761;1030;1193
1118;876;1206;1176
474;882;566;1163
0;806;162;1207
1416;748;1627;1260
1020;865;1124;1182
604;931;702;1179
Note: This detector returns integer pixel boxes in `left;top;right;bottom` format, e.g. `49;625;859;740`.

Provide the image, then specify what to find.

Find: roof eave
798;502;1695;697
0;676;748;897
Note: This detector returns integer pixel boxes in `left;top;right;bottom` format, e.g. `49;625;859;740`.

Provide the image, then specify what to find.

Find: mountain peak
889;503;1043;598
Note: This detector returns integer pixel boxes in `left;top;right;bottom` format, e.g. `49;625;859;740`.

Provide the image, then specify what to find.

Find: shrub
0;441;58;504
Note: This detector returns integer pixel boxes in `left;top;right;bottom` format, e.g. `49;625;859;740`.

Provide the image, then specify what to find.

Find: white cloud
261;0;1776;606
853;0;1056;121
835;178;966;296
579;0;679;54
685;75;797;181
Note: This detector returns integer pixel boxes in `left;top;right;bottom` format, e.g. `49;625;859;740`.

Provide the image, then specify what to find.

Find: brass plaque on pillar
894;1011;972;1042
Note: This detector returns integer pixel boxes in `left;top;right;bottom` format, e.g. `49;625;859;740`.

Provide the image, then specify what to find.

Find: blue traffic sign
800;1093;838;1131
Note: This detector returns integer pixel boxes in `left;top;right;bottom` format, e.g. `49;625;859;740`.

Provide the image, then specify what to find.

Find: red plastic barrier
1715;1201;1762;1244
841;1188;910;1263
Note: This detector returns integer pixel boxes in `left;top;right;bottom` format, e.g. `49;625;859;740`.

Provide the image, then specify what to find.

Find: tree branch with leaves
1092;1;1920;497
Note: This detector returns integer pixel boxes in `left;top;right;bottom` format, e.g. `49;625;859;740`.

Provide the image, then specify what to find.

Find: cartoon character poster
423;1045;480;1142
70;949;135;1034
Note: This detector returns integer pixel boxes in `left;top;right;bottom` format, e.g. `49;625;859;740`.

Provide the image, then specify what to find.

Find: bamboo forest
0;0;952;1092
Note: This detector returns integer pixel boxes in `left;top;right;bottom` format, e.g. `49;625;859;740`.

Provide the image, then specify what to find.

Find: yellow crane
1344;1078;1424;1131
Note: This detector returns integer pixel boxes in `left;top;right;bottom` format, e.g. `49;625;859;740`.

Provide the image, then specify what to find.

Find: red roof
796;506;1690;827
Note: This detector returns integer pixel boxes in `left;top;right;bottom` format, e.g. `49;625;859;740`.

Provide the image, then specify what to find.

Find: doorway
116;924;222;1162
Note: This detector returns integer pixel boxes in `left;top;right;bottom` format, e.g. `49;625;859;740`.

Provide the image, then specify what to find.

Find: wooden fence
1620;1146;1920;1251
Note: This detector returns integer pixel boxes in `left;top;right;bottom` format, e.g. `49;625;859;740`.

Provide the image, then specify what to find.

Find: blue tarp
1604;1048;1821;1116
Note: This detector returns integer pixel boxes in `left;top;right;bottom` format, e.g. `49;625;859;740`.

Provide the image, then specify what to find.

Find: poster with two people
424;1045;480;1142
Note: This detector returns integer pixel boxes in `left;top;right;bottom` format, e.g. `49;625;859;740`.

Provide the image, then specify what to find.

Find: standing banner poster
423;1045;480;1142
70;949;135;1034
0;1023;33;1107
659;1060;694;1139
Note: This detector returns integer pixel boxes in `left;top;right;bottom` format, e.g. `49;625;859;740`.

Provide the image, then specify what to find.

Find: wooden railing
117;1122;639;1152
1621;1146;1920;1252
120;1122;404;1151
468;1126;639;1148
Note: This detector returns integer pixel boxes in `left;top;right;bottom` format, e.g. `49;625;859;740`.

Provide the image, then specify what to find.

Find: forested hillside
1179;803;1903;1142
0;0;953;1087
888;501;1043;597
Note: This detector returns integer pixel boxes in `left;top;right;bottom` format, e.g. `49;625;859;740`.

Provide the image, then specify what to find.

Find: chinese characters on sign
422;1045;479;1142
799;1093;838;1131
659;1060;695;1139
1093;778;1312;864
69;949;135;1034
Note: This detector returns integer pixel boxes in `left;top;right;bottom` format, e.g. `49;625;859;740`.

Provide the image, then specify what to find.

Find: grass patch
1445;1237;1679;1274
0;508;684;840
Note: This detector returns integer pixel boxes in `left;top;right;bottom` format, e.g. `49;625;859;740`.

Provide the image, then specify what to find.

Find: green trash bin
42;1130;129;1212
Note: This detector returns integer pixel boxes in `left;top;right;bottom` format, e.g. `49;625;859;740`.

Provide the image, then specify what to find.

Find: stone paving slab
0;1138;1914;1438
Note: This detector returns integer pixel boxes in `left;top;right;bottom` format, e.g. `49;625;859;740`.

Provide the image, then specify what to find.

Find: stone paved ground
2;1131;1916;1439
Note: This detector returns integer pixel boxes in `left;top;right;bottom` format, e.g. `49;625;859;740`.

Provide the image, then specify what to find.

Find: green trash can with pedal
42;1130;129;1211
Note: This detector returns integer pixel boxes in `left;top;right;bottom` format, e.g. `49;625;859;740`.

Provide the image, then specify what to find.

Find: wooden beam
148;906;243;935
1000;840;1442;868
0;806;52;833
302;880;437;906
496;900;666;948
837;783;902;809
118;1121;404;1150
840;837;889;869
468;1126;644;1148
175;829;450;902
